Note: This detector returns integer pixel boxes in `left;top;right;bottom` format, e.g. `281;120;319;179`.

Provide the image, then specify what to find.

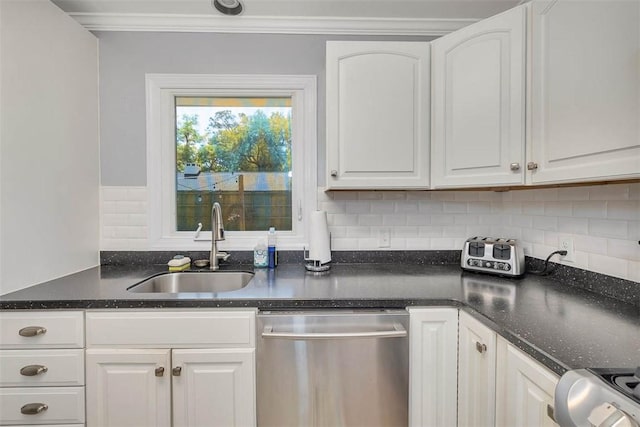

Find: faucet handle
216;251;231;262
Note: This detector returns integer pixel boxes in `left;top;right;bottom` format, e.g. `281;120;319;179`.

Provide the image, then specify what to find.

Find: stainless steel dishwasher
256;310;409;427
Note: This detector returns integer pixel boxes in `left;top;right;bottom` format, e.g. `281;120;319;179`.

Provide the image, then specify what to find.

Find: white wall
0;0;100;295
100;182;640;283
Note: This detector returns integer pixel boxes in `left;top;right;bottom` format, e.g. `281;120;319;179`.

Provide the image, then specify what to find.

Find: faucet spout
210;202;225;270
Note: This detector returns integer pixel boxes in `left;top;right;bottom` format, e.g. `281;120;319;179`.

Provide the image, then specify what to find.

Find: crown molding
69;13;477;36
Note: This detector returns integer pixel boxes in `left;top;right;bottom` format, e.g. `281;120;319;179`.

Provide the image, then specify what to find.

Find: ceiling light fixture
212;0;243;16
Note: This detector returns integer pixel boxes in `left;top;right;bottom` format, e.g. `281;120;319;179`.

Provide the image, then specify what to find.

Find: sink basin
127;271;254;294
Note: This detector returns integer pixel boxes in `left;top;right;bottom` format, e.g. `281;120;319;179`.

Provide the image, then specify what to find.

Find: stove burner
589;367;640;404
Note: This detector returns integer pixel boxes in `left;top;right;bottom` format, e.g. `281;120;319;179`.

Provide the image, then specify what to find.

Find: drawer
0;350;84;387
0;312;84;349
0;386;85;425
86;309;255;348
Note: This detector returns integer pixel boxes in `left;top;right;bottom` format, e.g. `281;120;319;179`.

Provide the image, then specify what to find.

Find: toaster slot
469;242;485;257
493;244;511;260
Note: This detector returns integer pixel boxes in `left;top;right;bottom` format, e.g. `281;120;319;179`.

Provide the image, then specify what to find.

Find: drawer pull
155;367;165;377
21;403;48;415
20;365;48;376
172;366;182;376
18;326;47;337
475;341;487;354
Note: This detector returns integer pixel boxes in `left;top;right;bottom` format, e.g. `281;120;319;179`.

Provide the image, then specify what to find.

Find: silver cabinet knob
172;366;182;376
18;326;47;337
527;162;538;171
21;403;48;415
475;341;487;354
330;170;338;177
20;365;48;376
510;163;521;171
155;367;165;377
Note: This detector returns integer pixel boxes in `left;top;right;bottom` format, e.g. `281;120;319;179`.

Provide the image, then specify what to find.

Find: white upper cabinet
431;6;527;188
326;41;431;189
528;0;640;184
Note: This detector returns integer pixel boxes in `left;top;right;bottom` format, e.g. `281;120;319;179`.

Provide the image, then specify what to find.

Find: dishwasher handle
261;323;407;340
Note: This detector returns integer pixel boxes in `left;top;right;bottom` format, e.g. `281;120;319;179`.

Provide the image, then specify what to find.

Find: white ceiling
52;0;522;35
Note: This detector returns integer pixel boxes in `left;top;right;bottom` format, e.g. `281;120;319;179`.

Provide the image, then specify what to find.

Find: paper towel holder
303;236;331;272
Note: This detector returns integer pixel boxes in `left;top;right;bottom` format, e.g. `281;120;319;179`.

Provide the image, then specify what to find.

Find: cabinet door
431;6;526;188
495;337;559;427
408;308;458;427
326;41;430;189
86;349;171;427
458;311;497;427
529;0;640;183
172;348;255;427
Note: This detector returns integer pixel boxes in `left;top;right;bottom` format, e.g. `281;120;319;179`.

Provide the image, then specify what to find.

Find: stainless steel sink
127;271;254;294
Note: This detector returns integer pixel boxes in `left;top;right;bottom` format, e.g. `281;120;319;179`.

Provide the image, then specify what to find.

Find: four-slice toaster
461;237;525;277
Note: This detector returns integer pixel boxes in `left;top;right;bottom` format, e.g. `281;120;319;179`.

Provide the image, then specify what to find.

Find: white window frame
146;73;317;250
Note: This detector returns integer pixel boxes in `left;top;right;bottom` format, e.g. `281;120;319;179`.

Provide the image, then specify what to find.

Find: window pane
175;96;292;232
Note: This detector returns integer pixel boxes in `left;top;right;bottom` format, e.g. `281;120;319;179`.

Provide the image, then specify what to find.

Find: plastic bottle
253;240;268;268
267;227;277;268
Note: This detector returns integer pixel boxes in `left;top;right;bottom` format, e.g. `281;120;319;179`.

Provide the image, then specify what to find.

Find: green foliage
176;114;204;172
176;109;291;173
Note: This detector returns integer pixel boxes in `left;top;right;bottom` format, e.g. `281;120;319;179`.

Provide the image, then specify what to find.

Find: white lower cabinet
495;336;559;427
85;310;257;427
408;307;458;427
0;311;85;427
457;311;497;427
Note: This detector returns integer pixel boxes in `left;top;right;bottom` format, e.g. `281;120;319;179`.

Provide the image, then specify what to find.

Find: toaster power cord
528;250;568;276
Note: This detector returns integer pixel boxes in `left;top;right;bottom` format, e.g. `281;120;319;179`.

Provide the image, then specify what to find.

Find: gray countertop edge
0;295;586;376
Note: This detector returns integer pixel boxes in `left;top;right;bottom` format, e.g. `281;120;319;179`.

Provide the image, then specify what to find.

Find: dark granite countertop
1;262;638;376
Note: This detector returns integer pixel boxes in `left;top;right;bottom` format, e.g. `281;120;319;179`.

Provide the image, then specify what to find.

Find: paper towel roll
306;210;331;264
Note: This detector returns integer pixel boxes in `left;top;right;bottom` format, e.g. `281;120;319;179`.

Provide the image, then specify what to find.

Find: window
146;74;317;250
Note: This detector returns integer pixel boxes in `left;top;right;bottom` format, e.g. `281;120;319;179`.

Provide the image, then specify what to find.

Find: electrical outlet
378;228;390;248
559;236;575;262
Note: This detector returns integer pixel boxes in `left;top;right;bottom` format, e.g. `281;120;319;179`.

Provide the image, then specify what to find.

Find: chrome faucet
209;202;227;270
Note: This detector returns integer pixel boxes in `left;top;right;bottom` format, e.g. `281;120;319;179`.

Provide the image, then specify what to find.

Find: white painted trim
69;13;476;36
146;73;317;251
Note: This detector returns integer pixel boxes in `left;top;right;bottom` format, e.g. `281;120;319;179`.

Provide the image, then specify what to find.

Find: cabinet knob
475;341;487;354
18;326;47;337
20;365;48;376
527;162;538;171
172;366;182;376
155;367;165;377
330;170;338;177
510;163;521;171
21;403;48;415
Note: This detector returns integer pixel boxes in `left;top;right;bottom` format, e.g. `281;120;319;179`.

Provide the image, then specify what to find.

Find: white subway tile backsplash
346;201;370;214
557;217;589;235
607;238;640;262
328;214;358;226
589;219;628;239
407;215;430;226
557;186;590;201
607;200;640;221
418;226;444;237
522;201;545;215
588;253;629;278
383;214;407;226
100;183;639;282
443;201;467;213
395;202;419;214
574;235;607;255
370;200;397;214
589;184;629;200
544;201;572;217
418;201;444;214
358;214;383;226
467;202;492;214
430;214;455;226
572;201;607;218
